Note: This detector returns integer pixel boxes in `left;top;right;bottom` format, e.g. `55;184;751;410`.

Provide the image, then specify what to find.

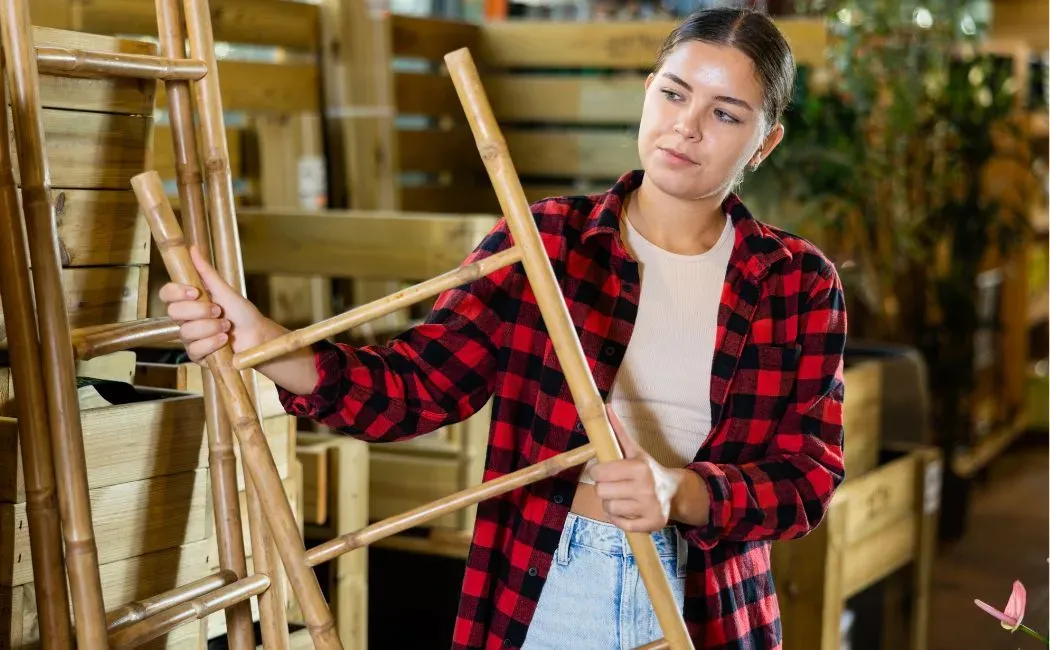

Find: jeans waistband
558;512;685;566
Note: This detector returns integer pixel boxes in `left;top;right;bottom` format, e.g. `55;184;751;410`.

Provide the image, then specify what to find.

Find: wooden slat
399;182;588;214
30;0;72;29
3;469;210;586
6;108;151;190
990;0;1049;49
53;190;150;266
0;390;208;503
0;266;145;347
65;0;320;50
29;27;157;115
396;72;645;124
477;17;827;69
398;128;637;177
156;60;319;114
152;125;243;182
389;15;479;60
236;208;498;279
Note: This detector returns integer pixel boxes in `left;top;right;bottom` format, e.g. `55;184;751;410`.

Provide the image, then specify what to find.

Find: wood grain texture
156;60;319;113
389;14;479;60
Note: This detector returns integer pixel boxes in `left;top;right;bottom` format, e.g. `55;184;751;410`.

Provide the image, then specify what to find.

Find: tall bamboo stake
0;47;72;650
180;1;290;644
443;47;694;650
154;0;256;645
132;171;340;649
0;1;110;646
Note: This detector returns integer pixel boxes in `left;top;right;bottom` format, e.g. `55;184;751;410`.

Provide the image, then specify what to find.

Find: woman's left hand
589;404;685;533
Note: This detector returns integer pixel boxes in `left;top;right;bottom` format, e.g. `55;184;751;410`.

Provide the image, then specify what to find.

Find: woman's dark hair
654;8;795;131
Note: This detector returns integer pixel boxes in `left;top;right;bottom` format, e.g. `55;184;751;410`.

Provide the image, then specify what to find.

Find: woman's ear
750;122;785;170
644;72;655;90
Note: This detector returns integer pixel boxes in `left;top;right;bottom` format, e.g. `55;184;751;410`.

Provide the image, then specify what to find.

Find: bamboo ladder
0;0;694;648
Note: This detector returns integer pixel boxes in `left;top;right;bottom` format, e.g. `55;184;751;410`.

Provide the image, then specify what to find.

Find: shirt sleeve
677;261;847;549
277;217;521;443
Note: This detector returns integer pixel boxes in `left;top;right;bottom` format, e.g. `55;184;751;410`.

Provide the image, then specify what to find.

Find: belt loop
675;528;688;578
556;513;576;565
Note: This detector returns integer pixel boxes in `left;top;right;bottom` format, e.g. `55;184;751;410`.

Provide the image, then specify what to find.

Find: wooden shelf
951;411;1028;478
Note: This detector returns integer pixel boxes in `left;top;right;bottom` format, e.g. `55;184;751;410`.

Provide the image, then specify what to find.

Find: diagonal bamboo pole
131;171;340;649
232;246;523;370
106;570;236;631
0;0;110;646
443;47;695;650
108;574;271;648
70;317;180;360
179;0;290;645
0;45;72;650
154;0;255;646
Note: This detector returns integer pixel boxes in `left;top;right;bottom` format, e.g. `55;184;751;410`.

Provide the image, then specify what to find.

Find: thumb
190;245;237;303
606;404;641;459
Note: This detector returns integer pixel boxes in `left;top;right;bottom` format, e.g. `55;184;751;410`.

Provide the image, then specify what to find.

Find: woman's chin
642;164;719;201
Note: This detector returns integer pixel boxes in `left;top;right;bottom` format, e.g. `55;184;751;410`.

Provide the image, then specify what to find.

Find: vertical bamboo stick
179;1;291;644
153;0;256;646
442;48;695;650
131;171;341;649
0;48;72;650
0;0;109;646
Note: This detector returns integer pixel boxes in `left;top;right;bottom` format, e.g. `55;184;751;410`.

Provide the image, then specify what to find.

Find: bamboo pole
155;0;256;645
307;444;596;566
233;246;523;370
131;171;340;650
0;45;72;650
70;317;180;360
35;45;207;80
0;1;110;647
180;0;291;645
106;570;236;631
443;47;695;650
108;574;270;649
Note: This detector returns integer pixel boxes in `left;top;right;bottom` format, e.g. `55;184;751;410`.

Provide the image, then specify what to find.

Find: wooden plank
0;266;145;347
155;61;319;114
70;0;320;50
398;128;637;177
236;208;498;279
296;443;329;526
840;454;916;544
0;390;208;503
29;27;157;115
389;15;479;60
54;190;150;266
3;469;210;586
841;516;916;599
399;182;590;214
990;0;1049;49
29;0;72;29
6;108;152;190
152;125;243;183
396;72;645;124
477;18;827;69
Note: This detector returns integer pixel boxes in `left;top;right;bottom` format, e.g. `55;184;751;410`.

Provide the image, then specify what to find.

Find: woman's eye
660;89;683;102
715;109;740;124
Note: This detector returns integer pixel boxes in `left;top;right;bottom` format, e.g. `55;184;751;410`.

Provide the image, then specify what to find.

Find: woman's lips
659;147;698;165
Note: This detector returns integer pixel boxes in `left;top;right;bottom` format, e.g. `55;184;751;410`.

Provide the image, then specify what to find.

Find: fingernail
222;319;231;331
186;288;198;298
212;306;221;317
218;333;227;344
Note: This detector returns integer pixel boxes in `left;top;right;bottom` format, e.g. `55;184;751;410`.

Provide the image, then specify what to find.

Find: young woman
160;8;847;649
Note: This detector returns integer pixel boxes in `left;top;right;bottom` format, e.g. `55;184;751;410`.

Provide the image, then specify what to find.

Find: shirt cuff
276;338;348;420
674;461;732;550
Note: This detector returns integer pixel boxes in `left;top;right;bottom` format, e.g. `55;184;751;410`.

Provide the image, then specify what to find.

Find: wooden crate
771;444;942;650
1;360;213;648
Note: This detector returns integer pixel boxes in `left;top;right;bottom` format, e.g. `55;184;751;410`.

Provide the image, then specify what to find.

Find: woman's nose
674;121;701;141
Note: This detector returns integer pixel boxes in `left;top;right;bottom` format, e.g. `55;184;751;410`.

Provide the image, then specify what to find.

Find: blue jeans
520;512;687;650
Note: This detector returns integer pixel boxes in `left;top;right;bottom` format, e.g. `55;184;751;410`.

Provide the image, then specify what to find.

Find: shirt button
528;567;538;576
622;283;634;293
553;494;563;504
604;345;616;357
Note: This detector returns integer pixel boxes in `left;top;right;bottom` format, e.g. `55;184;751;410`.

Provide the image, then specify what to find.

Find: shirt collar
581;169;793;280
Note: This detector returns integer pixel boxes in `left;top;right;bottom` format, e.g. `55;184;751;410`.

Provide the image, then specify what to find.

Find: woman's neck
627;178;729;256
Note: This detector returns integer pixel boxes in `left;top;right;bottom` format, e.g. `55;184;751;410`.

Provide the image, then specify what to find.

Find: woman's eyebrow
660;72;755;112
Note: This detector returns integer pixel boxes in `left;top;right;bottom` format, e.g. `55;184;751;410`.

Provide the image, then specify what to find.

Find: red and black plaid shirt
279;170;847;649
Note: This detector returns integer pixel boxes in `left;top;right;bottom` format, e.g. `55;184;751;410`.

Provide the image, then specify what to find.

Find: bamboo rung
35;45;207;80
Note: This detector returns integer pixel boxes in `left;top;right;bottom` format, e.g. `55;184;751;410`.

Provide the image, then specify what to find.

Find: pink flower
975;580;1026;632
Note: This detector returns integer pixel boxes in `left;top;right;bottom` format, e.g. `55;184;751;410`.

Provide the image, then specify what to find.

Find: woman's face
637;40;783;201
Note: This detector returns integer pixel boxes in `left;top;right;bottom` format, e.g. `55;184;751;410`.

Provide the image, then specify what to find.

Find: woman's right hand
158;245;274;363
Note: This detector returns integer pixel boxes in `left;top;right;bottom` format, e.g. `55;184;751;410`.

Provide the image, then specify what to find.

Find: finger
167;299;222;323
608;514;661;534
588;458;648;484
180;318;230;344
189;245;236;302
606;404;641;459
185;332;228;362
159;282;199;304
594;479;647;502
602;498;643;520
